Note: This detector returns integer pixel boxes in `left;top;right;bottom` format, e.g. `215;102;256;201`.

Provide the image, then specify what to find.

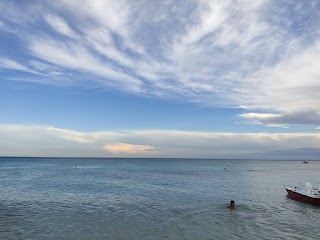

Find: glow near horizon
0;0;320;158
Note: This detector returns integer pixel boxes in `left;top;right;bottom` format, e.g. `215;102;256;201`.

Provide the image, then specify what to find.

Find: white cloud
29;37;143;92
0;124;319;159
1;1;320;126
45;14;76;38
28;60;62;76
83;27;136;69
179;1;231;45
240;111;320;126
0;58;37;74
54;0;130;34
237;43;320;125
104;143;154;154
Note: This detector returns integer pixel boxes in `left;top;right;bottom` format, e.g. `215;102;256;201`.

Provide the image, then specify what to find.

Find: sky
0;0;320;159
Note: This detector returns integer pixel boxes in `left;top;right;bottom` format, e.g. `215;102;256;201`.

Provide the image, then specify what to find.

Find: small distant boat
285;182;320;205
302;161;309;164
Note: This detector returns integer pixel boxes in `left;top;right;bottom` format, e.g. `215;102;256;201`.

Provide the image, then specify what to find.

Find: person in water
229;200;235;209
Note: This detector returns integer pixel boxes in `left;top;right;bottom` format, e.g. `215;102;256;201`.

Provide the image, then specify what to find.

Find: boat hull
286;188;320;205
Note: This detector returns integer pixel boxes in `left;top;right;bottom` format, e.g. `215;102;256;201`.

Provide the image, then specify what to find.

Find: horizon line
0;156;319;161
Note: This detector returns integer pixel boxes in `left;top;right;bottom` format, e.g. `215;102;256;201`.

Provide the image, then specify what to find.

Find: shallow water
1;158;320;239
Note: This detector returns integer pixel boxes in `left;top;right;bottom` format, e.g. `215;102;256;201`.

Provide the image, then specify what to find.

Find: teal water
1;157;320;239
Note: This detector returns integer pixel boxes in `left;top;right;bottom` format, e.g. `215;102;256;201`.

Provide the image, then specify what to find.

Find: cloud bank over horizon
1;124;319;159
1;0;320;127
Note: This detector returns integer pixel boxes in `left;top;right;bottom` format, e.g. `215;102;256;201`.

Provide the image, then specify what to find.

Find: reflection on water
1;158;320;239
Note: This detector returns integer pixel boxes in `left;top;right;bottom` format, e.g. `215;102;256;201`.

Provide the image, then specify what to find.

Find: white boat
285;182;320;205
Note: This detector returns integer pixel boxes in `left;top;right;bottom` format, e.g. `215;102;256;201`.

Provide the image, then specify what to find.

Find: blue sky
0;0;320;159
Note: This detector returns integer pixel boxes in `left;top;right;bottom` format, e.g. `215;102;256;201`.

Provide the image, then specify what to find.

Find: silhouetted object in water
229;200;235;209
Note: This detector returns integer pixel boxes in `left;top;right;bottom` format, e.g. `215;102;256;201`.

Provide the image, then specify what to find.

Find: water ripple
1;158;320;239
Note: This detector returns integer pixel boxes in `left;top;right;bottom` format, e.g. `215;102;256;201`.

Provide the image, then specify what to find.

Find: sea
1;157;320;240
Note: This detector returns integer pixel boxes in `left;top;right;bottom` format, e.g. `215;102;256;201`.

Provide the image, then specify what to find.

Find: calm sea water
1;157;320;240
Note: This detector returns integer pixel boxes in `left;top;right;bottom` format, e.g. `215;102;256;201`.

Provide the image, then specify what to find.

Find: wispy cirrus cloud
237;42;320;125
0;58;38;74
45;14;77;38
0;124;319;159
1;0;320;126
